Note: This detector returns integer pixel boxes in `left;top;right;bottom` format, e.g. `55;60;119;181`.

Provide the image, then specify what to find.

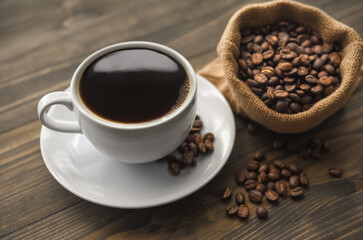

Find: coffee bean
221;187;233;200
269;168;281;175
252;53;264;65
256;206;268;218
289;175;300;188
235;171;246;185
182;151;195;166
257;172;268;184
263;49;274;59
265;190;279;202
205;140;214;152
247;160;260;171
255;184;266;194
188;143;198;157
266;181;275;190
311;54;327;67
198;142;207;154
329;52;341;67
318;76;332;86
254;73;268;84
247;123;258;134
273;160;286;169
311;148;320;159
226;204;239;215
248;190;263;203
245;171;257;180
258;163;269;173
235;192;245;204
168;162;181;175
276;100;289;113
288;164;301;174
311;85;324;95
244;179;258;190
278;62;293;72
290;187;304;198
203;132;214;142
254;151;265;161
281;169;292;179
194;134;203;144
238;205;249;218
268;172;280;182
274;90;289;99
328;168;343;177
275;180;287;196
299;172;309;187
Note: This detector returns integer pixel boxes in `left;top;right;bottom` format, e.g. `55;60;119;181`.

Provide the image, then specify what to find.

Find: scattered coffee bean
328;168;343;177
268;172;280;182
245;171;257;180
221;187;233;200
273;160;286;169
235;171;246;185
256;206;268;218
257;171;268;184
247;160;260;171
275;180;287;196
238;22;342;113
266;181;275;190
258;163;269;173
236;192;245;204
244;179;258;190
203;132;214;142
265;190;279;202
290;187;304;198
281;169;292;179
255;184;266;194
289;175;300;188
299;172;309;187
168;162;180;176
254;151;265;161
248;190;263;203
238;205;249;219
226;205;239;215
205;140;214;152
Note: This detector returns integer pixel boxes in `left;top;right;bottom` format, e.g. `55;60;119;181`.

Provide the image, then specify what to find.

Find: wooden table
1;0;362;239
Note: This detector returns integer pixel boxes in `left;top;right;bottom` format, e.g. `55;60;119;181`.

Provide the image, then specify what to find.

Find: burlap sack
199;0;363;133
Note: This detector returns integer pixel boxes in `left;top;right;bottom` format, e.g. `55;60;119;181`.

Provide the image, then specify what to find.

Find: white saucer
40;74;235;208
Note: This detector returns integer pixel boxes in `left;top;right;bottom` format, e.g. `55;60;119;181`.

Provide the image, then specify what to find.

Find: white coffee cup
38;41;197;163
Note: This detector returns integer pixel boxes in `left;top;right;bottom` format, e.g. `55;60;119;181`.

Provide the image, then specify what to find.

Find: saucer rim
40;74;235;208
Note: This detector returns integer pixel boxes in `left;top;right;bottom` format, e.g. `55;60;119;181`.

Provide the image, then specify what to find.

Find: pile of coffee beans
222;154;309;219
238;21;342;113
158;115;215;175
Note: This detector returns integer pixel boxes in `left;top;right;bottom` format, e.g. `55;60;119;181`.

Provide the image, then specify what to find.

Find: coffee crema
80;48;189;123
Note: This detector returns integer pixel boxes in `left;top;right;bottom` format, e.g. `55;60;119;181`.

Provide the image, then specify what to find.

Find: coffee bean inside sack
158;115;215;176
238;21;342;113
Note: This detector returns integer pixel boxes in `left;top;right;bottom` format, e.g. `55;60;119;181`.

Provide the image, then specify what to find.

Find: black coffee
80;48;189;123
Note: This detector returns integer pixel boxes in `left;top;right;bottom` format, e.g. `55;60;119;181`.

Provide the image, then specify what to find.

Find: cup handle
37;91;82;133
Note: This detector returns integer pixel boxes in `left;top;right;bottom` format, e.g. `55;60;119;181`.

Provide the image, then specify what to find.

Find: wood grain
0;0;362;239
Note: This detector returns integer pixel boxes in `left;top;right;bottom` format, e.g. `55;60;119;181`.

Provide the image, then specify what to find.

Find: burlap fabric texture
198;0;363;133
